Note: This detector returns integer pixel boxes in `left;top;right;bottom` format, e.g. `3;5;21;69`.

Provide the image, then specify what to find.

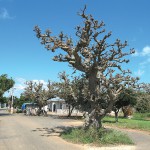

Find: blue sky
0;0;150;97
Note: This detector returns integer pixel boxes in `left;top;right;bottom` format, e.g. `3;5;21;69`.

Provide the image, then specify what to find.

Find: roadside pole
10;87;15;114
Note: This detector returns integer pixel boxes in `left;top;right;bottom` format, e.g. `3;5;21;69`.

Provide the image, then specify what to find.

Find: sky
0;0;150;97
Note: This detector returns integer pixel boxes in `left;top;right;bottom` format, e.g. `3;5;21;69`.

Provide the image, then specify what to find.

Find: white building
47;97;67;112
47;97;82;115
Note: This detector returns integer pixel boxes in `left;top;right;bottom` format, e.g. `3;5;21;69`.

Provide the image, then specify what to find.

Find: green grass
61;127;134;146
102;114;150;132
132;113;150;120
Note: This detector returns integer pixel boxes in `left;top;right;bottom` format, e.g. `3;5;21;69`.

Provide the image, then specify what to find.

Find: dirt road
105;126;150;150
1;110;149;150
0;111;84;150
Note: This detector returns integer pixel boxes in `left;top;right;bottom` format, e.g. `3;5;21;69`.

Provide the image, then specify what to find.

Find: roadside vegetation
102;113;150;132
61;112;150;146
61;127;134;146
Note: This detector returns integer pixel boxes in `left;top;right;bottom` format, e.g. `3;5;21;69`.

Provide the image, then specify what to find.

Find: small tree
57;72;76;116
34;6;138;129
136;92;150;113
23;80;56;110
0;74;15;102
13;94;31;109
135;83;150;113
113;88;137;122
56;71;87;117
0;96;8;107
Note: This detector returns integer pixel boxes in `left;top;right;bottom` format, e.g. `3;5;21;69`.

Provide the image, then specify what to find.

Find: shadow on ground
48;114;83;120
0;112;12;117
31;126;79;137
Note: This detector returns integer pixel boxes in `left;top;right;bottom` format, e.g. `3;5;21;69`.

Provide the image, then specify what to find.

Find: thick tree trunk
88;71;98;97
83;71;102;129
84;70;116;130
83;109;104;130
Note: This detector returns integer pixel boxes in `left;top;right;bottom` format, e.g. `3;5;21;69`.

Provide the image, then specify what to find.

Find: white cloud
0;8;14;19
134;69;144;77
14;84;25;90
141;46;150;56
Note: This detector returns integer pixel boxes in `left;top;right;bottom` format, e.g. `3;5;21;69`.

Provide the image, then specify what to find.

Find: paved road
127;129;150;150
0;110;84;150
1;110;150;150
106;126;150;150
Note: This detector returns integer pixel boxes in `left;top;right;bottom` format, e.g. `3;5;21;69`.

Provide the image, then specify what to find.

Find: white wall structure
47;97;83;116
47;97;67;112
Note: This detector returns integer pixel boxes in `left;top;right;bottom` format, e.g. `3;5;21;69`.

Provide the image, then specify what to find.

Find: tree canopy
23;80;56;108
113;88;137;121
0;74;15;102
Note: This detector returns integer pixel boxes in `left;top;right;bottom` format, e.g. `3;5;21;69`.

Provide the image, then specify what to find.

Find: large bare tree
34;6;138;129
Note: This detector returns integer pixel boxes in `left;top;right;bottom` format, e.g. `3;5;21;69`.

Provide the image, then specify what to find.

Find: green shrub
61;127;133;146
136;93;150;113
133;113;150;120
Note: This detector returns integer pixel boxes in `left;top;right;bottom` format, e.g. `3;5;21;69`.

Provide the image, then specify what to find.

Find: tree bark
84;109;104;130
88;70;98;97
67;105;74;117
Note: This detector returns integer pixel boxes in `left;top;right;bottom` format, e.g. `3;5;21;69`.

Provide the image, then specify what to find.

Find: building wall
47;101;67;112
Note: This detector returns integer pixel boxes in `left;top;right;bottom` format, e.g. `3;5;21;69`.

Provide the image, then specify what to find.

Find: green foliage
13;95;32;108
0;96;8;103
115;88;137;110
61;127;133;145
135;93;150;113
132;113;150;120
0;74;15;102
103;115;150;131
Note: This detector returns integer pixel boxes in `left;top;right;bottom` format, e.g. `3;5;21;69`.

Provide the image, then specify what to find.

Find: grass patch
61;127;133;146
102;115;150;132
132;113;150;120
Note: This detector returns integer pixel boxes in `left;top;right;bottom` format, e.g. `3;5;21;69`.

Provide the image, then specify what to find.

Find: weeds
61;127;133;146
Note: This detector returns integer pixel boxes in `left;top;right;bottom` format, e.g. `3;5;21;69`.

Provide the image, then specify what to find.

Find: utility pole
10;87;15;114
